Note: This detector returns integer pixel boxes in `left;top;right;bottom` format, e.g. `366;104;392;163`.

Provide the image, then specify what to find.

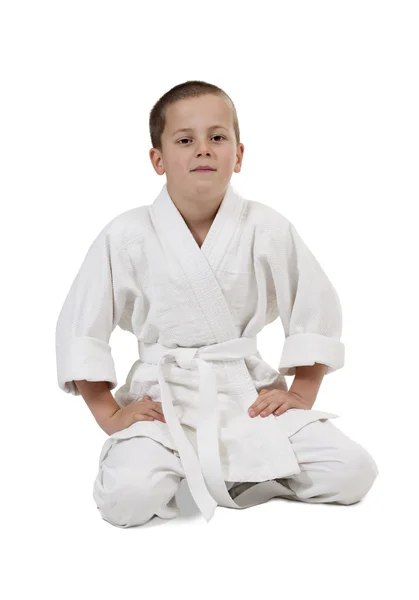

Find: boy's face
149;94;244;198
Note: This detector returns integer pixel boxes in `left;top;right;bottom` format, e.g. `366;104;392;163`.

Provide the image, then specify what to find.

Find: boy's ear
149;148;165;175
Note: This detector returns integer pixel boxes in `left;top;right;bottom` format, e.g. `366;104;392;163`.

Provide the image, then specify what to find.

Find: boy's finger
250;393;274;410
134;413;154;421
143;399;164;414
259;390;274;399
252;398;270;409
260;402;281;416
248;398;272;415
149;408;166;422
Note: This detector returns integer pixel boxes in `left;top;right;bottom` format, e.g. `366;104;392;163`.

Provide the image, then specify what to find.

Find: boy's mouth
192;166;216;171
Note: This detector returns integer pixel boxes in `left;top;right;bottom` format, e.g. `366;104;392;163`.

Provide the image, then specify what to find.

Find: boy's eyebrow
171;125;228;137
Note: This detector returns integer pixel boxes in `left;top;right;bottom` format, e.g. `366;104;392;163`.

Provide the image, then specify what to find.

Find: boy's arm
275;220;345;378
55;225;133;397
74;380;120;433
288;362;328;408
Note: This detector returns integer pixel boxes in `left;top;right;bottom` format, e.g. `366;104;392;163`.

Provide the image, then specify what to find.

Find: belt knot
171;347;199;370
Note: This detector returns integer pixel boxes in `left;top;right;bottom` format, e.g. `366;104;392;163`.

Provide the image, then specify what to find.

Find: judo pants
92;419;379;528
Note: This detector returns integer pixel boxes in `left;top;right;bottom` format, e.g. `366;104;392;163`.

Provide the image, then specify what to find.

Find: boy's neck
189;223;212;248
167;184;223;246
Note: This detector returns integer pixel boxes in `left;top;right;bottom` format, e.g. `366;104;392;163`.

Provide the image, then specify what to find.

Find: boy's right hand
105;396;166;436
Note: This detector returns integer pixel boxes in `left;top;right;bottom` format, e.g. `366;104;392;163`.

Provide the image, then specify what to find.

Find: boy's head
149;80;244;201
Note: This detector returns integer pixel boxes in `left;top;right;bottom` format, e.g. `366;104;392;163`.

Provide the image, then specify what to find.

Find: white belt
138;337;258;522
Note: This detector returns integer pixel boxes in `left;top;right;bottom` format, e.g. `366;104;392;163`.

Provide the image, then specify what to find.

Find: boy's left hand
248;389;312;418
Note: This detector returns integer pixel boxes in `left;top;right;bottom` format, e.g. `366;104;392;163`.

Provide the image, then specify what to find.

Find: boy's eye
178;135;225;145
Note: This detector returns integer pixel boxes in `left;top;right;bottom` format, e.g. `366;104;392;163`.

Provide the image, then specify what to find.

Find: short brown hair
149;80;241;152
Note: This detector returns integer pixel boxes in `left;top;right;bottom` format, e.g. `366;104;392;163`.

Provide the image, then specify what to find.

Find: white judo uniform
55;182;379;527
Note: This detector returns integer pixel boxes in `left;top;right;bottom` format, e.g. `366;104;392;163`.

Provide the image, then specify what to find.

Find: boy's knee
93;466;180;528
335;444;379;504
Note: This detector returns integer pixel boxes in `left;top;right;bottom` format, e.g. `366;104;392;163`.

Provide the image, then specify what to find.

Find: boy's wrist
288;363;328;408
74;380;120;430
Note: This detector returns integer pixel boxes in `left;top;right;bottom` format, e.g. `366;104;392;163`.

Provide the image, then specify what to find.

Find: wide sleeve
275;221;345;376
55;224;132;396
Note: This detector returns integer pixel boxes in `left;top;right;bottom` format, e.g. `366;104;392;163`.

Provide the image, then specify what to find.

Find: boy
55;80;379;528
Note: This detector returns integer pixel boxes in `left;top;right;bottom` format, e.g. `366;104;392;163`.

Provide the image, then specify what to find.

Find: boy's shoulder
99;205;151;249
244;195;293;232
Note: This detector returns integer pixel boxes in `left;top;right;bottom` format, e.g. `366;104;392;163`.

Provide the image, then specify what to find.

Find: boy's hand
248;389;311;418
105;396;166;436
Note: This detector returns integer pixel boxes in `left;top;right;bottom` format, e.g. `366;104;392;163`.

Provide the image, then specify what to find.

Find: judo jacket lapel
149;181;244;345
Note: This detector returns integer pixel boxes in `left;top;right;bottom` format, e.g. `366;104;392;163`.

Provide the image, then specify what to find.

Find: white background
1;1;417;598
